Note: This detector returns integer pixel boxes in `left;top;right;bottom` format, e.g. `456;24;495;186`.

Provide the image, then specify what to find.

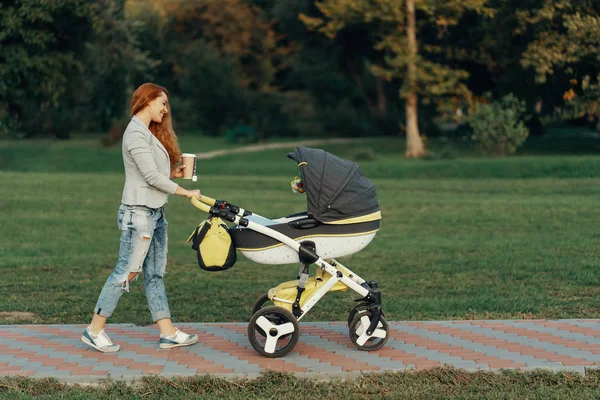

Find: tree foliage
515;0;600;126
300;0;493;156
3;0;600;144
83;0;158;132
158;0;295;92
0;0;92;137
518;0;600;83
123;0;306;136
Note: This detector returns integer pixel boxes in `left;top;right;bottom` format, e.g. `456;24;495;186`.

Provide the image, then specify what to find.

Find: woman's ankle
89;314;107;336
156;318;176;336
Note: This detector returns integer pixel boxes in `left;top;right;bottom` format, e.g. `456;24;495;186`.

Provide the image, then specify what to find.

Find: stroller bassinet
190;146;388;357
230;146;381;264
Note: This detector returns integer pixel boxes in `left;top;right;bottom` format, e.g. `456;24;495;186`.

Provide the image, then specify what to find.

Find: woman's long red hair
130;83;181;169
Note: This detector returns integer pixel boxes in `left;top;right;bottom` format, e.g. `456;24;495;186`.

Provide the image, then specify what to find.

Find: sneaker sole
158;337;199;349
81;335;120;353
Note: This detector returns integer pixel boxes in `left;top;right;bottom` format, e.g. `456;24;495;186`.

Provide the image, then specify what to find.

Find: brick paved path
2;320;600;382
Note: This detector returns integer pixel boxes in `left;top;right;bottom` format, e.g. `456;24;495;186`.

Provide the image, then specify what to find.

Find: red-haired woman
81;83;199;352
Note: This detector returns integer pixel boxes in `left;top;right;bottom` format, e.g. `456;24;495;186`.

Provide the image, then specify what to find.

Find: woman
81;83;200;353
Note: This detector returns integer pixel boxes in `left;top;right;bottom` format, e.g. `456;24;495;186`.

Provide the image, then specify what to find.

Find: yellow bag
187;217;236;272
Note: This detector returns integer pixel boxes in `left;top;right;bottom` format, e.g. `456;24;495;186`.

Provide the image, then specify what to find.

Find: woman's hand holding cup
170;164;186;179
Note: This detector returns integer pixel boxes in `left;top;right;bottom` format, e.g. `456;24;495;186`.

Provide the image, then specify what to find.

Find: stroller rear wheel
248;306;300;358
348;310;389;351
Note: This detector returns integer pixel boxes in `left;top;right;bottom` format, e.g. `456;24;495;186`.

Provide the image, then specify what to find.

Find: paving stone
2;320;600;382
34;369;73;378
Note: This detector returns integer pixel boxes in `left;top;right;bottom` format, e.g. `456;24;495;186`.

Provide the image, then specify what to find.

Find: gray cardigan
121;116;179;208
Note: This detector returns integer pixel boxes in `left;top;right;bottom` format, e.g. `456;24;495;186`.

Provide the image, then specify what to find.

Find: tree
301;0;491;157
84;0;158;132
156;0;295;92
0;0;93;137
517;0;600;128
126;0;301;135
257;0;389;138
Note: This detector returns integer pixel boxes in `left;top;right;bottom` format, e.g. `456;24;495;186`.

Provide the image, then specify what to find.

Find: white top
120;116;178;208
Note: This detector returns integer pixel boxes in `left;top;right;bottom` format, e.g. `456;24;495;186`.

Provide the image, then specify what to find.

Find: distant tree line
1;0;599;156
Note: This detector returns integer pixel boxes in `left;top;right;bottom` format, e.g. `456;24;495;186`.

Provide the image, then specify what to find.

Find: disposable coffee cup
182;153;197;181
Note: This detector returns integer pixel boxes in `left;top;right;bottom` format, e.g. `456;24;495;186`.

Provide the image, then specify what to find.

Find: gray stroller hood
287;146;380;223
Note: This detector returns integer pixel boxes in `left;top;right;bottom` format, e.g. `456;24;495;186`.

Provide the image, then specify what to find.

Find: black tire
252;294;293;339
252;293;275;315
348;310;389;351
248;306;300;358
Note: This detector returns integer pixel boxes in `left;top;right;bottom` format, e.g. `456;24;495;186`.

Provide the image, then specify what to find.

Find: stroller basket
269;267;350;313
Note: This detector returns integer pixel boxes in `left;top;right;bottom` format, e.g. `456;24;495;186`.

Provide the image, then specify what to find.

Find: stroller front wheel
348;310;389;351
347;304;387;327
248;306;300;358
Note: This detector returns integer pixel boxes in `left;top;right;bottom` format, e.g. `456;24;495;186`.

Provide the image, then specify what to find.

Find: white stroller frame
191;195;388;358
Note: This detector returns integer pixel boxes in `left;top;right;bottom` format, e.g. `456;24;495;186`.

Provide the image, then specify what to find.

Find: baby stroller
190;146;388;357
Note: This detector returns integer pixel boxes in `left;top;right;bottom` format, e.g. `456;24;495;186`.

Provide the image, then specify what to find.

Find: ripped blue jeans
94;204;171;322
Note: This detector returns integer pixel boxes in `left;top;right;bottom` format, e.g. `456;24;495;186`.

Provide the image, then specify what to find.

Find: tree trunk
353;70;388;120
405;91;424;157
375;76;388;116
352;71;376;115
404;0;425;158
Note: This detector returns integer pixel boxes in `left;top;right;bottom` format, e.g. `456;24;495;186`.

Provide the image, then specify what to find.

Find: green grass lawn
1;135;600;325
0;133;236;173
2;134;600;397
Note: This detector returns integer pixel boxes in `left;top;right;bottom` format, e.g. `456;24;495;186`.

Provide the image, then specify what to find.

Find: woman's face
147;92;169;123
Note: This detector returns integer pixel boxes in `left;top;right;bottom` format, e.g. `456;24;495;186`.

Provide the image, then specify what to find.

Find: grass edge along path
2;368;600;399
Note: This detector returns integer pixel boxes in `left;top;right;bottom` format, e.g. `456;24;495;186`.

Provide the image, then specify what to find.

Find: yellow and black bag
187;217;236;272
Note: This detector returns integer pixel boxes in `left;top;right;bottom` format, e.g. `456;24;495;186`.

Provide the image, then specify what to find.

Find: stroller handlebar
191;195;214;213
190;194;247;221
196;194;216;206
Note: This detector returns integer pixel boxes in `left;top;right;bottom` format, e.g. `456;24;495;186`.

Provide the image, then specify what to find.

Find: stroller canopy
287;146;380;223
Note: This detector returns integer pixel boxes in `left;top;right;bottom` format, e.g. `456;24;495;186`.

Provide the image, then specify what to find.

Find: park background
2;0;600;397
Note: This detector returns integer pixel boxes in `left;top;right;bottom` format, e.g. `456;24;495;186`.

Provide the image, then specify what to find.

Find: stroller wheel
347;304;387;327
251;293;275;315
348;310;389;351
248;306;300;358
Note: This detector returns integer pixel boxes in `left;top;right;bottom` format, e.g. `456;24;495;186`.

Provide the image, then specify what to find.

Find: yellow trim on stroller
323;211;382;225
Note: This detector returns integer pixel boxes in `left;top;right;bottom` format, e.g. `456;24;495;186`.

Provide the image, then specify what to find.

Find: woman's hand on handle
186;189;201;199
185;189;201;199
175;186;200;199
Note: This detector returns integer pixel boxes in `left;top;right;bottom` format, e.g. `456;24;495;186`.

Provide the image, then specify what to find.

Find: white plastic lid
182;153;196;158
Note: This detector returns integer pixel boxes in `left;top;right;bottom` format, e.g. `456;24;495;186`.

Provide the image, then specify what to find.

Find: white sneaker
81;327;121;353
159;328;198;349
